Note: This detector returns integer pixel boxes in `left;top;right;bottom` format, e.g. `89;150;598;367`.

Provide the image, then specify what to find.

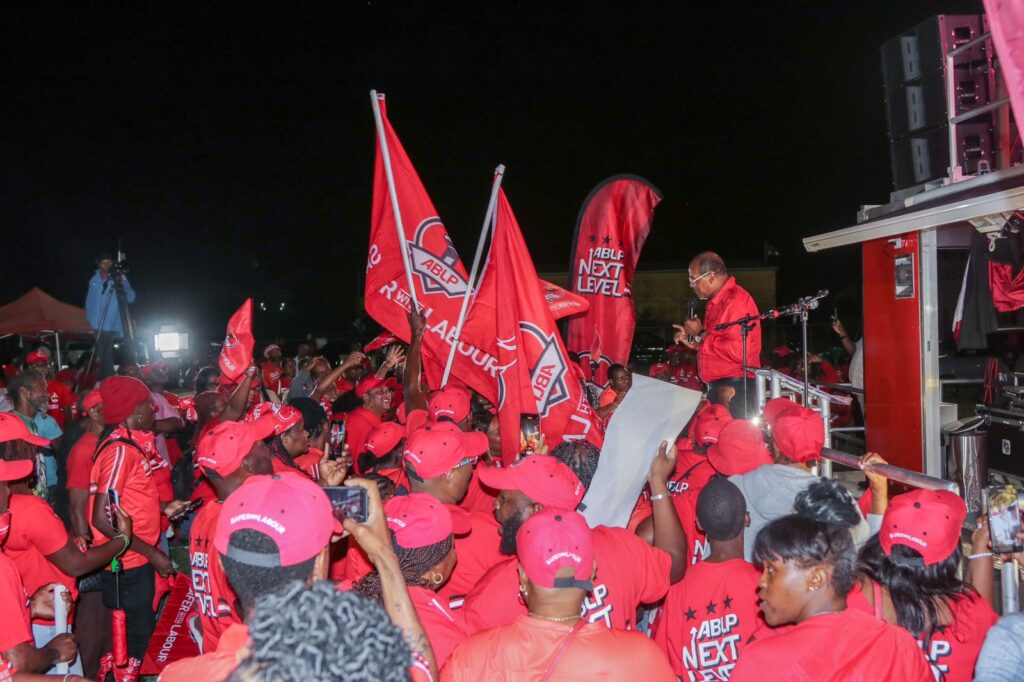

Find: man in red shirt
88;376;175;662
189;419;273;653
66;390;104;547
654;477;763;679
461;453;675;634
260;345;284;395
344;375;393;459
675;252;761;417
596;364;631;422
443;507;675;681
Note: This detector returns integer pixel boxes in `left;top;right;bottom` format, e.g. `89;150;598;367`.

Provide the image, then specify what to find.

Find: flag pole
370;90;420;312
441;164;505;387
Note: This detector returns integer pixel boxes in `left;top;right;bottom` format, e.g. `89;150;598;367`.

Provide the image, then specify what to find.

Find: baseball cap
196;419;275;476
214;473;343;567
81;390;102;412
98;376;152;425
773;345;794;358
364;422;405;457
648;362;670;377
25;350;48;366
141;360;167;380
246;402;301;435
516;507;594;591
403;421;488;479
478;455;584;509
429;387;471;424
55;369;75;383
0;459;34;482
880;489;967;566
773;407;824;463
263;344;281;359
692;403;733;447
760;397;797;428
707;420;772;476
385;493;471;550
0;413;49;447
356;376;387;398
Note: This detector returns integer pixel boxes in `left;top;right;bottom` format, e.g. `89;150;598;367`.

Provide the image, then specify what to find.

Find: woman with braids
246;402;308;475
853;489;998;681
354;493;469;665
730;512;931;681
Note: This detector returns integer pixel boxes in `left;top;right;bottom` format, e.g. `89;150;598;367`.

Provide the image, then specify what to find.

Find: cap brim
20;433;50;447
461;431;489;457
0;459;35;482
250;416;277;441
477;465;519;492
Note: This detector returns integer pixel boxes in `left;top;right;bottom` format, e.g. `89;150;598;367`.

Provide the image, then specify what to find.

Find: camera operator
85;253;136;380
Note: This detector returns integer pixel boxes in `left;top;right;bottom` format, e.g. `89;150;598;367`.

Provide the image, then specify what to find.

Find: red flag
463;189;602;464
218;298;253;381
540;279;589;320
983;0;1024;138
363;331;401;353
566;176;661;388
364;94;500;399
140;574;200;674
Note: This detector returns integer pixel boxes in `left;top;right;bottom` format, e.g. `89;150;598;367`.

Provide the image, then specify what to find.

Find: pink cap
773;407;824;463
214;473;343;567
707;420;772;476
517;507;593;591
247;402;301;435
428;387;471;424
880;489;967;566
363;422;405;457
142;359;167;380
403;421;488;479
0;459;34;482
478;455;584;509
385;493;470;549
692;403;733;446
0;413;49;447
356;376;387;398
196;419;275;476
761;397;797;428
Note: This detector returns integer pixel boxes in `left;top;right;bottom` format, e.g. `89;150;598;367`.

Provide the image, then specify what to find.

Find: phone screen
329;420;347;460
107;488;121;531
986;484;1024;554
323;486;368;524
520;414;540;455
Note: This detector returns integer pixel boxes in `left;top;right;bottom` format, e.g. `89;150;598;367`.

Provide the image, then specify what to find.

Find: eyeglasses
688;271;713;287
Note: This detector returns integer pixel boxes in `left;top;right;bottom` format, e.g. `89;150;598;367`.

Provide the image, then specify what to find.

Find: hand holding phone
106;489;121;532
985;484;1024;554
323;486;368;524
520;414;540;455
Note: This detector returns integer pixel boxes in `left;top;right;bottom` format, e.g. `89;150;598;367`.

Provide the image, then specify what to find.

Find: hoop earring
431;572;444;586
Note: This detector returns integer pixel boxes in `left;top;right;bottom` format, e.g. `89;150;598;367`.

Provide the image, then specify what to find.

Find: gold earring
431;572;443;586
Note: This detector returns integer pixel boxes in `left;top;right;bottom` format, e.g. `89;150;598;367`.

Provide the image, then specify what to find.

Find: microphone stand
713;311;767;417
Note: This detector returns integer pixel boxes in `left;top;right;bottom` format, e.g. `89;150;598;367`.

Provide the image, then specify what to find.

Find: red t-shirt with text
188;500;240;653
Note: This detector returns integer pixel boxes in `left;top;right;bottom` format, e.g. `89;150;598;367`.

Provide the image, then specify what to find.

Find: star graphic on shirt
588;233;596;243
602;235;611;245
618;238;624;247
723;595;734;609
706;600;717;615
685;607;697;621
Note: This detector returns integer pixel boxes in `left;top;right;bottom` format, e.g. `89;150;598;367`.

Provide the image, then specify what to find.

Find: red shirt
442;614;675;681
598;387;617;408
0;553;31;652
46;379;75;427
67;431;99;491
731;609;931;682
458;463;498;516
89;428;162;570
915;592;997;682
653;558;763;679
438;510;502;606
670;363;702;391
188;500;240;653
157;621;248;682
292;448;324;481
462;525;671;634
345;407;383;458
4;495;76;625
409;585;468;665
699;276;761;383
261;363;284;393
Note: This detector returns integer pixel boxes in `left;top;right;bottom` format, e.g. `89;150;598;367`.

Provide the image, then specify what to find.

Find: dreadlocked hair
228;580;412;682
267;434;302;472
551;440;600;492
353;534;453;602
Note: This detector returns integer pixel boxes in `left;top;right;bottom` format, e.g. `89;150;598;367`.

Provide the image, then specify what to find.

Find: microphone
686;299;698;320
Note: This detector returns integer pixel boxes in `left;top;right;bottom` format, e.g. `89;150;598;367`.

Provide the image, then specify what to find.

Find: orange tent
0;287;92;336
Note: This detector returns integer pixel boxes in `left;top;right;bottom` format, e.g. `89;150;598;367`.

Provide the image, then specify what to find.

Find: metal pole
819;399;832;478
770;370;782;399
370;90;420;312
754;373;766;415
820;447;959;492
441;165;505;387
55;331;62;369
800;309;810;405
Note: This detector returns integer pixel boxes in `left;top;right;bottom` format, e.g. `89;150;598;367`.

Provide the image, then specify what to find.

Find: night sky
2;0;984;347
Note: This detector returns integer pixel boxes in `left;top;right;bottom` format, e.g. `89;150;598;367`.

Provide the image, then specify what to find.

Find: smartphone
329;420;347;460
169;498;204;523
107;488;121;532
323;486;368;524
520;414;540;455
986;484;1024;554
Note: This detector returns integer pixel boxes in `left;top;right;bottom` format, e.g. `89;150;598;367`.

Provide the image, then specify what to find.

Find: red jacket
699;276;761;382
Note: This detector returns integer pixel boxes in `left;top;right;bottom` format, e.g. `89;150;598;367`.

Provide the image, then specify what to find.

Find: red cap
262;344;281;359
403;421;488;479
25;350;48;366
356;376;387;398
363;422;405;458
246;402;301;435
880;489;967;565
55;369;75;383
429;387;471;424
773;407;824;463
0;413;49;447
692;403;733;446
648;362;670;377
196;419;275;476
478;455;584;509
214;473;343;567
773;345;794;358
98;376;152;425
385;493;471;549
517;507;593;591
142;360;167;380
395;402;408;425
0;459;35;482
81;390;102;412
761;397;797;428
707;420;772;476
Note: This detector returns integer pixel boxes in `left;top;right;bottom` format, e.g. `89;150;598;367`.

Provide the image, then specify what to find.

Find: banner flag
566;175;661;389
218;298;253;381
983;0;1024;138
140;574;200;674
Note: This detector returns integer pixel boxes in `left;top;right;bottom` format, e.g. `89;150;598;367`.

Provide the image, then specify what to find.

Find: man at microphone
673;252;761;417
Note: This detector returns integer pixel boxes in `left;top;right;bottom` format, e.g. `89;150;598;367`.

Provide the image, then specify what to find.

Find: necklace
528;612;581;623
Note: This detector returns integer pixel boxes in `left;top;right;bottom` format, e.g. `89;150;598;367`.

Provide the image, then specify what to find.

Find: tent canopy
0;287;92;336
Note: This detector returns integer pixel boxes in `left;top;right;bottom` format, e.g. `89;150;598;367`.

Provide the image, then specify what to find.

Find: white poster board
580;374;702;528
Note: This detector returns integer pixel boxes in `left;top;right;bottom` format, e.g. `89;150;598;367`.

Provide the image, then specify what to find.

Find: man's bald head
689;252;726;277
688;252;729;300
